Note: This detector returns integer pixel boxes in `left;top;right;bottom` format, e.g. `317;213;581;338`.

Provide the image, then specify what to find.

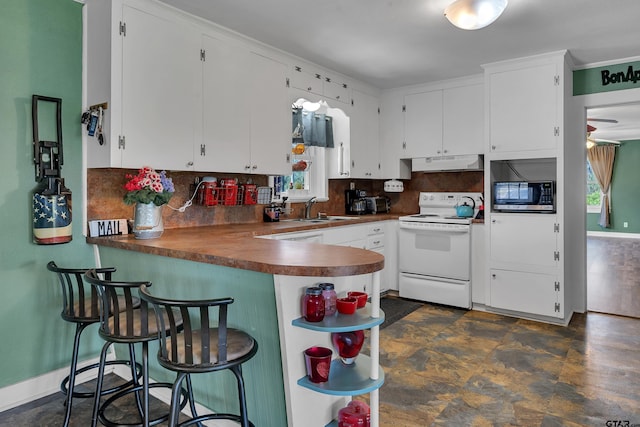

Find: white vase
133;202;164;239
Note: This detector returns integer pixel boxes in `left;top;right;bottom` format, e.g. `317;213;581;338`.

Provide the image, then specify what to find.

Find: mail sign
88;219;128;237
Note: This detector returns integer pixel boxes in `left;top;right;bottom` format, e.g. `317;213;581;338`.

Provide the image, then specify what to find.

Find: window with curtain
586;159;603;213
586;144;616;228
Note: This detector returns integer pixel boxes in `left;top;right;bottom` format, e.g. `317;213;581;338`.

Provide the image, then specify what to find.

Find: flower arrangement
123;166;174;206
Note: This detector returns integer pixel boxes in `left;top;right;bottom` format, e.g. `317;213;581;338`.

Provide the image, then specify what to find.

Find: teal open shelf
297;355;384;396
292;305;385;332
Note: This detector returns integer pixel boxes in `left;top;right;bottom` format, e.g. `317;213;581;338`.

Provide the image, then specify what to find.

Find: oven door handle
400;272;470;285
399;223;470;233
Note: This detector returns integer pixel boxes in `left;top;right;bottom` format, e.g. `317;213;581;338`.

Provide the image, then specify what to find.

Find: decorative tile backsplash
87;168;483;230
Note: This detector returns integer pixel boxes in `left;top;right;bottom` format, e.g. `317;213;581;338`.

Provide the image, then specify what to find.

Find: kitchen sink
282;216;360;223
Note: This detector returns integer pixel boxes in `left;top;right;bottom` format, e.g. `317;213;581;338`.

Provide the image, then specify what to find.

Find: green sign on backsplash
574;60;640;95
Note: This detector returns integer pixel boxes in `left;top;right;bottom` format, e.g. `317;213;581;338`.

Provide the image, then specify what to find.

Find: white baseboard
1;356;238;427
588;230;640;239
0;353;116;413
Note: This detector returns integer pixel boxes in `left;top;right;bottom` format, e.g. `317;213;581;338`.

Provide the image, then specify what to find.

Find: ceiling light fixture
444;0;508;30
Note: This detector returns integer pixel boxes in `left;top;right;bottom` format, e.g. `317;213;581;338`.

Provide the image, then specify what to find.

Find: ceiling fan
586;118;620;148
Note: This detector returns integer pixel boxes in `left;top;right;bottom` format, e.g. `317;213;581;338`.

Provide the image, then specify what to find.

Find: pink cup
304;346;332;383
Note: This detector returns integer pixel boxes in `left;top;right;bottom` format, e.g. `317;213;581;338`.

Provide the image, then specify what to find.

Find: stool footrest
179;413;255;427
98;382;188;427
61;360;142;399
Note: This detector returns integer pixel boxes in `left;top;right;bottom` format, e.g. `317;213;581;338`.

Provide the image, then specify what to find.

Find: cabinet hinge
554;281;560;292
377;107;380;115
342;83;348;89
351;99;355;107
402;141;407;149
200;49;205;61
118;135;125;149
314;73;321;80
554;251;560;261
402;105;406;112
554;302;561;312
200;144;206;156
325;77;331;83
285;77;290;88
119;21;126;37
554;223;560;233
554;126;560;137
554;75;560;86
286;153;291;162
294;66;302;72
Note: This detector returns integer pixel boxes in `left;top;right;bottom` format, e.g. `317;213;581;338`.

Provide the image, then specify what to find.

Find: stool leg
168;372;187;427
91;341;112;427
184;374;204;427
231;365;250;427
62;322;88;427
138;341;149;427
128;343;145;417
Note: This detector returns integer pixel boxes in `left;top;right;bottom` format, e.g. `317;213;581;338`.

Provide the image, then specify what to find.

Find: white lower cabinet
490;269;562;318
488;214;563;319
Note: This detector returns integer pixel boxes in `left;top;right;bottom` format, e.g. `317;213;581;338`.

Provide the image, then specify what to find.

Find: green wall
97;248;287;426
0;0;101;389
587;139;640;233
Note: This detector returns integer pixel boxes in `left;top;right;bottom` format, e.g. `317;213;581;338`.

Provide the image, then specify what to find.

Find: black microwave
493;181;555;213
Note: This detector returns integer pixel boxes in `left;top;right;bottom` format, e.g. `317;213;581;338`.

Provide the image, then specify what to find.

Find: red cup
347;291;368;308
336;297;358;315
304;346;332;383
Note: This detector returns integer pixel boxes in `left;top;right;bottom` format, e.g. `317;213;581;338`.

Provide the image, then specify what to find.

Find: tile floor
367;304;640;426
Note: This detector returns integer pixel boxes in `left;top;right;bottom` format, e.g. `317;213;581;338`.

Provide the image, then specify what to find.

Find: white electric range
398;192;483;308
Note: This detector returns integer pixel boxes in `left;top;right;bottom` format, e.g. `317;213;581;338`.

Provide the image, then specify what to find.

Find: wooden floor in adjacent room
587;235;640;318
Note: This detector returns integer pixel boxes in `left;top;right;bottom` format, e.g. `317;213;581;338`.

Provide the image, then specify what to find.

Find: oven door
398;222;471;280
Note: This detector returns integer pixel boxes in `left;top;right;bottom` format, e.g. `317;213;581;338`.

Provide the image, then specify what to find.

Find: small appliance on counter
263;204;280;222
364;196;391;214
345;189;367;215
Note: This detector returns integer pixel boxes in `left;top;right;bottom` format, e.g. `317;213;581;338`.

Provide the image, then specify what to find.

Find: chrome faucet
304;197;317;219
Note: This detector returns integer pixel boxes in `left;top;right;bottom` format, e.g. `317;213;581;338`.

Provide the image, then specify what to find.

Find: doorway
585;102;640;318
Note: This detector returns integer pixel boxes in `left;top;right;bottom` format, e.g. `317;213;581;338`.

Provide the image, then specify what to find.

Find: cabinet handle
186;161;193;166
245;165;251;170
443;149;448;154
492;219;496;223
492;145;497;150
373;227;381;232
372;240;381;245
252;164;258;170
492;274;496;279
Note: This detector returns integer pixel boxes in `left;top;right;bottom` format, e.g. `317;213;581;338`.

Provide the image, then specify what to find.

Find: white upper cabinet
86;0;290;174
379;91;411;179
289;65;351;105
443;83;484;156
86;1;200;170
350;89;381;178
247;52;291;175
403;90;443;158
486;60;560;154
197;34;251;173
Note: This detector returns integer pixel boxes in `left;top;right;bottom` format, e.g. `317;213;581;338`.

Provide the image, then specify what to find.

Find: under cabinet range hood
411;154;483;172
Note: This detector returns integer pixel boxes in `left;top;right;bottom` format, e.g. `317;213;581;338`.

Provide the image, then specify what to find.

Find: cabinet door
489;63;558;153
249;52;290;175
403;90;443;158
350;89;380;178
443;84;484;156
490;214;558;268
490;269;561;318
289;65;323;95
198;34;251;173
120;5;200;170
323;77;350;105
379;91;411;179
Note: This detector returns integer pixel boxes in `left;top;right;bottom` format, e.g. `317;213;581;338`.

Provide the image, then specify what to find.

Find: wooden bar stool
139;284;258;427
47;261;142;427
84;270;187;427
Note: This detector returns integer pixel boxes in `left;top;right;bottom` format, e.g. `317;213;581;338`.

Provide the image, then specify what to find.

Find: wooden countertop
87;215;400;277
